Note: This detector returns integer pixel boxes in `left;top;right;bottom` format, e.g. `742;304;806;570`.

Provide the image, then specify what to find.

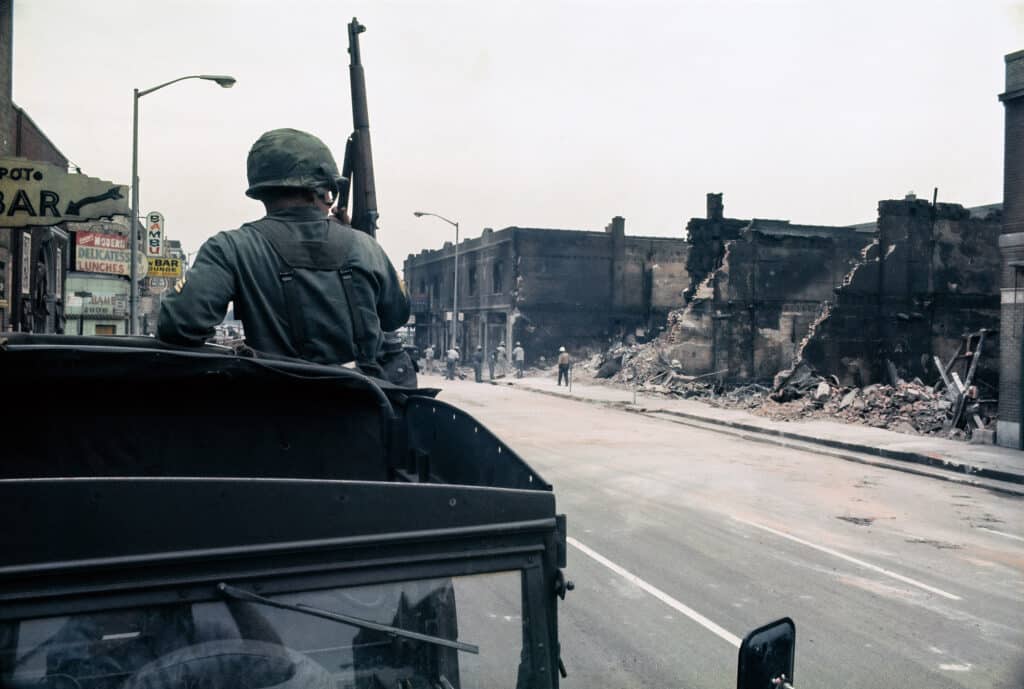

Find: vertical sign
55;246;63;299
146;211;164;257
20;232;31;295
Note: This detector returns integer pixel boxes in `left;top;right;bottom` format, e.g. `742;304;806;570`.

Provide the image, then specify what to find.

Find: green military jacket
158;206;409;366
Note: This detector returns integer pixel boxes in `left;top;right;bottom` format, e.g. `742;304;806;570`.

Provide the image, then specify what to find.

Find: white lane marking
567;536;741;648
939;663;972;672
978;527;1024;542
734;518;962;601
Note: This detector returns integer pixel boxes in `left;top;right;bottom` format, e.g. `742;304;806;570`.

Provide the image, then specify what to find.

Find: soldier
158;129;409;378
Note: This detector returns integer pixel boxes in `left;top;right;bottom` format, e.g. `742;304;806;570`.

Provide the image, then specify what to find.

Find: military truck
0;335;795;689
0;334;569;689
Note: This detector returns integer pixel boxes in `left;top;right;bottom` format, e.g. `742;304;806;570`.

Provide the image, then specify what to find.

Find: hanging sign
146;211;164;256
146;256;182;278
0;157;128;227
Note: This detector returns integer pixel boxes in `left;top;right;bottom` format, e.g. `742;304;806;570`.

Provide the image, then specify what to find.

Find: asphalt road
425;373;1024;689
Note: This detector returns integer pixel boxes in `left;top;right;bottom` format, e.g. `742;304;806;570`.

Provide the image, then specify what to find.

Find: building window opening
468;266;477;296
492;262;504;293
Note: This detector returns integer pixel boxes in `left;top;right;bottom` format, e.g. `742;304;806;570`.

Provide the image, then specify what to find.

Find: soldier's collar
266;206;327;221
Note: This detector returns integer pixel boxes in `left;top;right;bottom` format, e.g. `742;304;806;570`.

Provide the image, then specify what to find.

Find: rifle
338;17;378;238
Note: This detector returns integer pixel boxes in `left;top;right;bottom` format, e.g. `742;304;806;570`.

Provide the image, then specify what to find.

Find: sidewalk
495;374;1024;489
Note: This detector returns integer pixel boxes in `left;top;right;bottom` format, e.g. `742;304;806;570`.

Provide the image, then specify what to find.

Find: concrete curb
492;380;1024;490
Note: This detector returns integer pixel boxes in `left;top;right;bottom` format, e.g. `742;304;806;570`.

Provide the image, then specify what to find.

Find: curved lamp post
129;74;235;334
413;211;459;350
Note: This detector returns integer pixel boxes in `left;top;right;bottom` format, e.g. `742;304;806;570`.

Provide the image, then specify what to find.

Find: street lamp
413;211;460;351
73;290;92;336
129;74;236;334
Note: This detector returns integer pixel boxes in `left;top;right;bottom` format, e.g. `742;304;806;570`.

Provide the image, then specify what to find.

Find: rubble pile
585;341;993;440
757;378;959;436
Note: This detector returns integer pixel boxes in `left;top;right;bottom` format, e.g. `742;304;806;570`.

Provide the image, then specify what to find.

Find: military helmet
245;128;340;199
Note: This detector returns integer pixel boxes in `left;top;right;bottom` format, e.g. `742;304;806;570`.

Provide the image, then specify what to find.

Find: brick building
661;196;874;380
801;198;1002;388
0;0;71;333
998;49;1024;448
403;217;690;362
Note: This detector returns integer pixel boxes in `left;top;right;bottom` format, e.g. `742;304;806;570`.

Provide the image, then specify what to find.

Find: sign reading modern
76;231;131;276
0;157;129;227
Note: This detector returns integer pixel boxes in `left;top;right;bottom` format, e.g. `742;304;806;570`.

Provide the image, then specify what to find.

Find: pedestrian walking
496;343;507;377
423;344;435;374
488;349;497;380
557;346;571;386
446;345;460;380
512;342;525;378
472;346;484;383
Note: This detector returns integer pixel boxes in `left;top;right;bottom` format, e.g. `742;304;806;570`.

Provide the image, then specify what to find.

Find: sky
10;0;1024;269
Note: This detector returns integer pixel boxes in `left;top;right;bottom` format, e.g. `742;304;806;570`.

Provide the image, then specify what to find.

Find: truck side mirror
736;617;795;689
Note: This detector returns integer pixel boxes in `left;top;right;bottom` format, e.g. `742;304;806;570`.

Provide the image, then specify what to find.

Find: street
425;373;1024;689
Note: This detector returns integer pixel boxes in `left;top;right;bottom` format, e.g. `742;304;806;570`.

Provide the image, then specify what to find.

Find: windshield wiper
218;583;479;654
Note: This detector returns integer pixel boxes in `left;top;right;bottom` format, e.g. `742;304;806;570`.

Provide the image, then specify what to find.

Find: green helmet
245;128;340;199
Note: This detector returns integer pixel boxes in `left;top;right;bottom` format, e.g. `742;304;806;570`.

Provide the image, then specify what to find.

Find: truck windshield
1;571;527;689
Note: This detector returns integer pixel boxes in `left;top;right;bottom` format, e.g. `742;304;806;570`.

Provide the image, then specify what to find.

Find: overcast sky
11;0;1024;268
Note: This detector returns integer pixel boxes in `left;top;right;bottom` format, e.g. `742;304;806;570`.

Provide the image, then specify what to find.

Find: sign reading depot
0;157;129;227
147;256;182;279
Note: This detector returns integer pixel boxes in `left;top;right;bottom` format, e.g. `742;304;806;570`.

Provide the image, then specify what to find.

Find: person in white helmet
557;346;571;386
512;341;525;378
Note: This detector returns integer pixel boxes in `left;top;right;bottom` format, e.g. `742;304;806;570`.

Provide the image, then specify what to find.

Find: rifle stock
344;18;378;238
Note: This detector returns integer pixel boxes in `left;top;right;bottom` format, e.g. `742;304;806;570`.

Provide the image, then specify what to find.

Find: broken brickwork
800;198;1002;388
661;218;873;381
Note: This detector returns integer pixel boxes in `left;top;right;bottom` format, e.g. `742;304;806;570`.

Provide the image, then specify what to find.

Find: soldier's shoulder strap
245;217;378;371
244;217;353;270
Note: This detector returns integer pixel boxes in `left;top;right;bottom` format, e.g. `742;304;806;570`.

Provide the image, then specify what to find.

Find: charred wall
662;222;871;381
800;199;1001;388
683;193;748;302
405;219;690;363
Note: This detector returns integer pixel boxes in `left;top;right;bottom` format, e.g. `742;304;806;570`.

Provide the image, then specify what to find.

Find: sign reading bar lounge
147;256;182;278
0;157;129;228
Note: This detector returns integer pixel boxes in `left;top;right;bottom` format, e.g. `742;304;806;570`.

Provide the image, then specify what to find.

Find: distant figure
512;342;525;378
496;343;507;377
424;344;435;374
488;349;497;380
472;346;484;383
557;346;571;386
446;345;460;380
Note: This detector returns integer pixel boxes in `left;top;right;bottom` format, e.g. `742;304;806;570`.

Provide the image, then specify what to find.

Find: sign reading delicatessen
75;231;131;276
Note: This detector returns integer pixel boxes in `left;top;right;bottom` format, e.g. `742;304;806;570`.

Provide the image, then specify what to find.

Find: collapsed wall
799;198;1002;388
657;221;873;381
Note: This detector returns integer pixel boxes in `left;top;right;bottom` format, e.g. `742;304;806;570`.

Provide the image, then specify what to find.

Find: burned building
800;198;1002;388
998;49;1024;448
642;192;1002;393
403;217;690;361
660;197;874;380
